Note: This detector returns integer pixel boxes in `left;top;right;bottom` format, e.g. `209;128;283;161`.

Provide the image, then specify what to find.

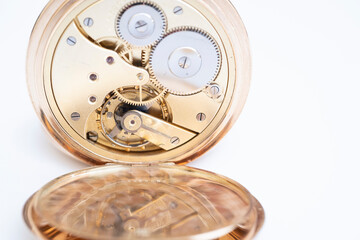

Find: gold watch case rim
24;0;263;239
26;0;251;166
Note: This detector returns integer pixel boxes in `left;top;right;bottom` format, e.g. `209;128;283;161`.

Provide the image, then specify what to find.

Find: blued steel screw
66;36;77;46
84;17;94;27
173;6;183;15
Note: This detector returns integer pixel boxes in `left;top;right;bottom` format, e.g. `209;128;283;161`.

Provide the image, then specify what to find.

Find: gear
149;27;221;96
116;85;166;107
118;47;134;65
141;49;151;69
98;90;170;150
116;1;167;48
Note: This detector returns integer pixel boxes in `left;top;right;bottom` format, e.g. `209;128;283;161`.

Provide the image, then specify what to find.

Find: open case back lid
24;165;264;240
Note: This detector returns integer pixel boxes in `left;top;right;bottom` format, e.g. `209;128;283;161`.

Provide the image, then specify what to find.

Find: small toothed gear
117;85;166;107
149;27;221;96
141;49;151;69
116;1;167;48
118;47;134;65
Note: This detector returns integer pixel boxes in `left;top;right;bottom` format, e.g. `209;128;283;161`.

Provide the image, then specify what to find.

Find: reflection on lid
31;165;253;240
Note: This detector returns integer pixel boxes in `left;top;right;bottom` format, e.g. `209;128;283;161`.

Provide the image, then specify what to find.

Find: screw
89;96;97;104
87;131;98;142
66;36;77;46
170;137;180;145
83;17;94;27
135;20;148;32
196;113;206;122
71;112;81;121
208;84;222;99
178;56;190;69
173;6;183;15
106;56;114;65
210;85;220;95
89;73;98;81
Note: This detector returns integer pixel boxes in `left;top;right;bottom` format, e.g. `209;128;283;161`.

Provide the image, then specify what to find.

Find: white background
0;0;359;239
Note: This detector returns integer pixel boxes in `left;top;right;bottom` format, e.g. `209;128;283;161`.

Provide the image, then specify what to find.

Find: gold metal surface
49;0;229;161
93;88;172;152
122;110;196;150
52;22;151;136
27;0;251;164
25;0;262;239
24;165;264;240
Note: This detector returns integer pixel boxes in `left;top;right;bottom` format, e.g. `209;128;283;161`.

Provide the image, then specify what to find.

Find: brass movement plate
27;0;251;165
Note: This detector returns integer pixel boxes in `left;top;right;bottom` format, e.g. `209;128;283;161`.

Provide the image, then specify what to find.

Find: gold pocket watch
24;0;265;239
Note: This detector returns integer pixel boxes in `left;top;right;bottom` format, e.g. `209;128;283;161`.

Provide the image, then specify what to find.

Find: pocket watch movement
25;0;264;239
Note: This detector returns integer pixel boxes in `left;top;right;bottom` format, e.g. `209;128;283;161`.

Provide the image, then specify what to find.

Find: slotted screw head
210;85;220;95
66;36;77;46
87;131;98;142
171;137;180;145
178;56;190;69
196;113;206;122
207;84;222;99
83;17;94;27
135;20;148;33
71;112;80;121
173;6;183;15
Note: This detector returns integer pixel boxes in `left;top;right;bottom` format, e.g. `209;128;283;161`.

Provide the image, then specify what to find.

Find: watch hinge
105;162;176;167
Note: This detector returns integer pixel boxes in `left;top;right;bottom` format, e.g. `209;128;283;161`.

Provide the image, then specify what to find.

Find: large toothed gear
116;1;167;48
149;27;221;96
